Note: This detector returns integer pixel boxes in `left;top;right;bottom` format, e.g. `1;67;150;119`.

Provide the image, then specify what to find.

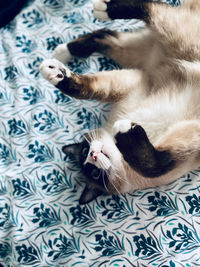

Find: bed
1;0;200;266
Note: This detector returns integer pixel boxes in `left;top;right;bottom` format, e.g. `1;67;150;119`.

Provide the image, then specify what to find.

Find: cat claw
53;44;72;64
40;59;71;86
93;0;110;20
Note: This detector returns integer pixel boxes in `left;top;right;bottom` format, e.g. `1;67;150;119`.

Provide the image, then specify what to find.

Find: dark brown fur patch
105;0;150;21
115;124;176;178
55;71;125;102
67;29;118;58
55;73;97;99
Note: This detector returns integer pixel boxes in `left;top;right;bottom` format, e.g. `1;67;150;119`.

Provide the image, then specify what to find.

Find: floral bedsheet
1;0;200;266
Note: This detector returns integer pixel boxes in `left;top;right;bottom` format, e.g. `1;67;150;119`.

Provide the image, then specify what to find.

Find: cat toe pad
40;59;71;85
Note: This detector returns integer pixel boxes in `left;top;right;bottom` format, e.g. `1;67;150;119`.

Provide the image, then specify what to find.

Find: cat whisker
93;129;99;140
100;164;121;195
87;131;94;143
113;171;131;186
89;129;97;141
83;134;91;144
89;130;94;140
110;178;121;196
102;169;109;193
110;165;132;189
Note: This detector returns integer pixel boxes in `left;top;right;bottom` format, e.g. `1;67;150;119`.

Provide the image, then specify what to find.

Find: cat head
62;129;127;204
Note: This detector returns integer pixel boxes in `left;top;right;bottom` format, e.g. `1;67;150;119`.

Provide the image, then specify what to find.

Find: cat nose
90;151;100;161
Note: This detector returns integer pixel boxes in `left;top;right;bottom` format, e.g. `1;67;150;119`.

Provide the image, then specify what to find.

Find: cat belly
106;85;197;145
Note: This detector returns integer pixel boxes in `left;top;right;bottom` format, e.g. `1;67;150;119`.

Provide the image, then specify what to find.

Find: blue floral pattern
1;0;199;266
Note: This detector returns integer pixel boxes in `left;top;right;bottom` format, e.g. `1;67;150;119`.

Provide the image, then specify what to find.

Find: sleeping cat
40;0;200;204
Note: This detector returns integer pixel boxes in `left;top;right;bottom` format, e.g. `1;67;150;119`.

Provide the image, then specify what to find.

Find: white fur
93;0;109;20
107;82;199;145
112;119;132;137
93;0;107;11
91;140;103;152
179;60;200;82
53;44;72;64
40;59;71;86
85;140;111;169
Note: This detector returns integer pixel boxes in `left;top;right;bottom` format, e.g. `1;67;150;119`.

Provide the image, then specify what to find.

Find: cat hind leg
52;29;118;64
67;29;118;58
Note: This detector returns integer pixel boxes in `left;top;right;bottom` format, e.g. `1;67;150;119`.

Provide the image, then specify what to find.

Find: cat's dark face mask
62;140;109;205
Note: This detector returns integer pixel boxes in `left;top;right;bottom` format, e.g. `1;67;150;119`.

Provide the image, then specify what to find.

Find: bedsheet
1;0;200;266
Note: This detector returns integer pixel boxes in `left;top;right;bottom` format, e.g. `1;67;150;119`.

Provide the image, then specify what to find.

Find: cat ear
62;143;82;161
79;185;103;205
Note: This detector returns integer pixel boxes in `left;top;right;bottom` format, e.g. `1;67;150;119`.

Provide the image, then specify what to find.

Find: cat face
62;129;126;204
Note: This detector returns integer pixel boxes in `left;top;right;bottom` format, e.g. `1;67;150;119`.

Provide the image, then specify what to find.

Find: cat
40;0;200;204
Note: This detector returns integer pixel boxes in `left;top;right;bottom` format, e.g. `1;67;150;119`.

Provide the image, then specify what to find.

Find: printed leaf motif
46;37;62;51
54;90;72;104
4;65;18;81
32;203;61;227
34;110;59;133
93;230;125;257
133;233;162;258
0;143;15;165
186;194;200;214
8;119;27;137
23;86;43;105
28;57;43;77
12;178;35;199
0;242;12;258
147;191;178;216
70;205;96;227
48;234;81;260
43;0;65;7
41;169;73;194
16;244;40;264
22;9;43;28
0;203;15;230
28;141;53;162
16;35;36;53
166;223;200;251
67;58;89;74
0;203;10;227
63;12;84;24
77;108;96;129
68;0;90;7
98;57;120;71
100;195;139;222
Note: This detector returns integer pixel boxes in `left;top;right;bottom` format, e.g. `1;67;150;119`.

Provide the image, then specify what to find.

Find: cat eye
91;168;100;180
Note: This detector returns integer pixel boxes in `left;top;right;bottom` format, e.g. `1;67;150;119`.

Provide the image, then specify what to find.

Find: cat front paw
113;120;148;157
112;119;134;137
40;59;71;86
93;0;110;20
53;44;72;64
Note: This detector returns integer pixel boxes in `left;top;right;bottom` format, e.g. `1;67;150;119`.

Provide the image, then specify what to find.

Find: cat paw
93;0;110;20
40;59;71;86
112;119;134;137
53;44;72;64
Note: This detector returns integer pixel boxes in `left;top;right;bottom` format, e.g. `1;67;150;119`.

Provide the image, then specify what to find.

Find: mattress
1;0;200;266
